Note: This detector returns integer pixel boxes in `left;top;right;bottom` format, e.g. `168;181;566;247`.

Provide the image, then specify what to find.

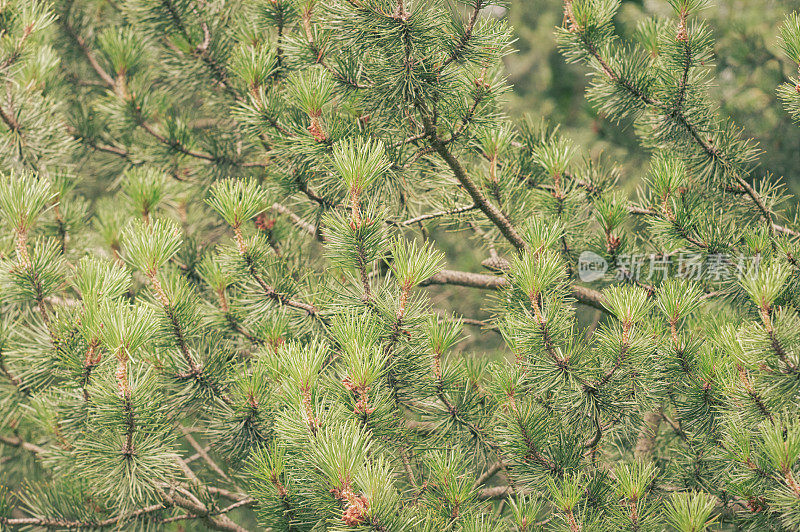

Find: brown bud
342;376;357;392
255;212;275;232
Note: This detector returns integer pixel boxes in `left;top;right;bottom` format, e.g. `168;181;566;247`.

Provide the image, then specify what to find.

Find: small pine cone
354;398;375;415
247;393;259;409
481;255;510;273
342;505;363;526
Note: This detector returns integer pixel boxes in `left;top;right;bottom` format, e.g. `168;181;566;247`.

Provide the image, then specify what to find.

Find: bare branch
271;202;322;241
422;269;608;312
0;504;169;530
0;434;46;455
390;203;478;226
180;426;234;485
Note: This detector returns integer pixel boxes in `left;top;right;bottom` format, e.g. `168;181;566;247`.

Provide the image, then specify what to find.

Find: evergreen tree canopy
3;0;800;530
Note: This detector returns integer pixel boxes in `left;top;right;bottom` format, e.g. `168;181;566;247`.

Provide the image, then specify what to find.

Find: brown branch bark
422;269;607;311
0;504;169;530
634;409;663;460
0;434;46;455
477;485;516;500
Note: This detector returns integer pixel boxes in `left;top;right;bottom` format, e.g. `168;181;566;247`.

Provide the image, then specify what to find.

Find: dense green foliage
3;0;800;530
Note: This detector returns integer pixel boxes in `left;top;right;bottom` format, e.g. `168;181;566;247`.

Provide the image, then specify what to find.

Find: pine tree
3;0;800;530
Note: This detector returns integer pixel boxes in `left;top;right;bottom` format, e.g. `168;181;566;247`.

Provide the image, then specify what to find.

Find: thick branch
477;485;516;500
474;461;504;487
422;269;607;311
0;504;168;530
161;491;251;532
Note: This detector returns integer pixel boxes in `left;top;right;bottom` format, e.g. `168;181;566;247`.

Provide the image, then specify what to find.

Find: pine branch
149;274;201;376
61;18;221;163
774;223;800;237
355;237;372;300
0;347;23;389
159;0;236;98
249;266;324;322
0;437;255;530
180;426;235;485
390;131;427;149
0;102;21;134
82;138;131;160
661;413;689;443
630;204;795;239
737;366;774;421
474;460;504;487
224;314;265;345
569;21;778;240
445;91;485;144
477;485;516;500
139;121;217;162
297;179;335;208
421;113;528;252
440;0;485;70
594;320;632;388
161;490;251;532
60;13;270;168
59;5;116;88
421;269;608;311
